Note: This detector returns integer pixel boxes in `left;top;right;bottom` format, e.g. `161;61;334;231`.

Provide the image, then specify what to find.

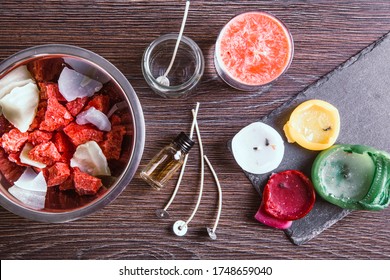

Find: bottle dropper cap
173;132;195;153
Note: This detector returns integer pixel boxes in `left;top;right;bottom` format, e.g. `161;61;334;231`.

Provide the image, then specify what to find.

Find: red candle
255;170;316;229
255;202;293;230
215;11;293;91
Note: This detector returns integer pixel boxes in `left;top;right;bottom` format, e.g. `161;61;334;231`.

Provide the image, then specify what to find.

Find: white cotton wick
161;102;199;214
184;108;205;226
156;0;191;87
204;155;222;239
172;106;205;236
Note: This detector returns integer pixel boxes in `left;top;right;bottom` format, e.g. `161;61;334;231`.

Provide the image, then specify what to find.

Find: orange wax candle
215;11;293;91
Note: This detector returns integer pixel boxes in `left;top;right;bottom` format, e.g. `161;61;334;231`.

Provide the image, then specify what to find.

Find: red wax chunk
66;97;89;117
28;130;53;146
1;128;29;154
110;114;122;126
263;170;316;220
100;125;126;160
46;162;71;187
39;82;66;102
58;151;73;165
73;167;102;195
59;175;74;191
28;141;62;166
63;122;104;146
53;131;74;153
39;97;73;132
0;148;24;183
84;94;110;113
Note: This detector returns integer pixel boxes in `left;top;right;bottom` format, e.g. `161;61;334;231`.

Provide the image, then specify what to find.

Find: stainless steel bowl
0;44;145;222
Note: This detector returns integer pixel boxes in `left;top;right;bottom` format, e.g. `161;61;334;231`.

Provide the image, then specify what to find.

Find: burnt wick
341;165;351;179
265;138;270;146
323;126;332;131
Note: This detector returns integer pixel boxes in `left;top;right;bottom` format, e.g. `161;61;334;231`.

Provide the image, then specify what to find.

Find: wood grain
0;0;389;259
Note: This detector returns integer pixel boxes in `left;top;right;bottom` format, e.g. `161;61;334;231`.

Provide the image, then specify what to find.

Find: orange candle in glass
214;11;294;91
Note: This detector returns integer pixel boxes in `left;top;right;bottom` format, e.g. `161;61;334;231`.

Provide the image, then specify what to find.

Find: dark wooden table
0;0;389;260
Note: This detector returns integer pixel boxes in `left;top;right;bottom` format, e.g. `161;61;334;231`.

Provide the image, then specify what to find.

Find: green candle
312;144;390;210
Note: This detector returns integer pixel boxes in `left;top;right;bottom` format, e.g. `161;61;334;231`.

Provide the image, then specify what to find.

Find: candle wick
341;165;351;179
323;126;332;131
253;147;260;151
157;1;191;86
265;138;270;146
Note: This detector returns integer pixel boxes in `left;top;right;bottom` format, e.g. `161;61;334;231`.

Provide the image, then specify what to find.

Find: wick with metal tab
172;107;205;237
156;0;191;87
155;102;200;219
161;103;223;239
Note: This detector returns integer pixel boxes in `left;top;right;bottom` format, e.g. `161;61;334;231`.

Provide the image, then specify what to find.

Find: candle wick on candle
265;138;270;146
156;1;191;87
341;165;351;179
323;126;332;131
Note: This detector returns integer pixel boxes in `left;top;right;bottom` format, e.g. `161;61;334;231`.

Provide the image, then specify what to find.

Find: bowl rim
0;44;145;223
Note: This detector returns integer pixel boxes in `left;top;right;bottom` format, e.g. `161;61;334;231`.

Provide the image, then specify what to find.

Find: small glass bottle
140;132;194;190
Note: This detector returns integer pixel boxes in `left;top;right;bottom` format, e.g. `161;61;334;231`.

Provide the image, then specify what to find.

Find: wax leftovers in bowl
0;44;145;222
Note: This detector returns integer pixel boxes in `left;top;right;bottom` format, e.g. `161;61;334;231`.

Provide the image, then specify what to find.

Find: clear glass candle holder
142;34;205;98
214;11;294;91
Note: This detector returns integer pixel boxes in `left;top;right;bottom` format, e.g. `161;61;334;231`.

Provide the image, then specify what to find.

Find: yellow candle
283;99;340;150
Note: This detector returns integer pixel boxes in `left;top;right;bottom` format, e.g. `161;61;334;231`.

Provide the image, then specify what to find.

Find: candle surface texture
215;11;293;87
312;144;390;210
283;99;340;151
263;170;316;220
231;122;284;174
255;170;315;229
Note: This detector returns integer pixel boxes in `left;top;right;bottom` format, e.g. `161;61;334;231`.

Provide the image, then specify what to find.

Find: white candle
232;122;284;174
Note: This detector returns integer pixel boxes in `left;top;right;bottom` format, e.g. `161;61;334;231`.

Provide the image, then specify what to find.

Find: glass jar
142;34;205;98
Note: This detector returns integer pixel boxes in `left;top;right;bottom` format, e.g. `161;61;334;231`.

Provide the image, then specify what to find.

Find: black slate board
235;32;390;245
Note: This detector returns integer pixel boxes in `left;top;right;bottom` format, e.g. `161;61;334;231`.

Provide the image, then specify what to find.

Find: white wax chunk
10;167;47;210
232;122;284;174
76;107;111;131
8;185;46;210
0;82;39;132
70;141;111;176
14;167;47;192
0;65;34;99
58;67;103;101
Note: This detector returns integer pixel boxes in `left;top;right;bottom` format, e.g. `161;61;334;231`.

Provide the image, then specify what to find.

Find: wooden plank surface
0;0;389;259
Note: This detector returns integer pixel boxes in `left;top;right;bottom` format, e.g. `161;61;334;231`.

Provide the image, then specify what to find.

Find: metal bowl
0;44;145;222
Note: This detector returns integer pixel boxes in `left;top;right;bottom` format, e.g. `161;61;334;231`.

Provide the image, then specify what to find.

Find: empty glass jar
142;34;204;98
